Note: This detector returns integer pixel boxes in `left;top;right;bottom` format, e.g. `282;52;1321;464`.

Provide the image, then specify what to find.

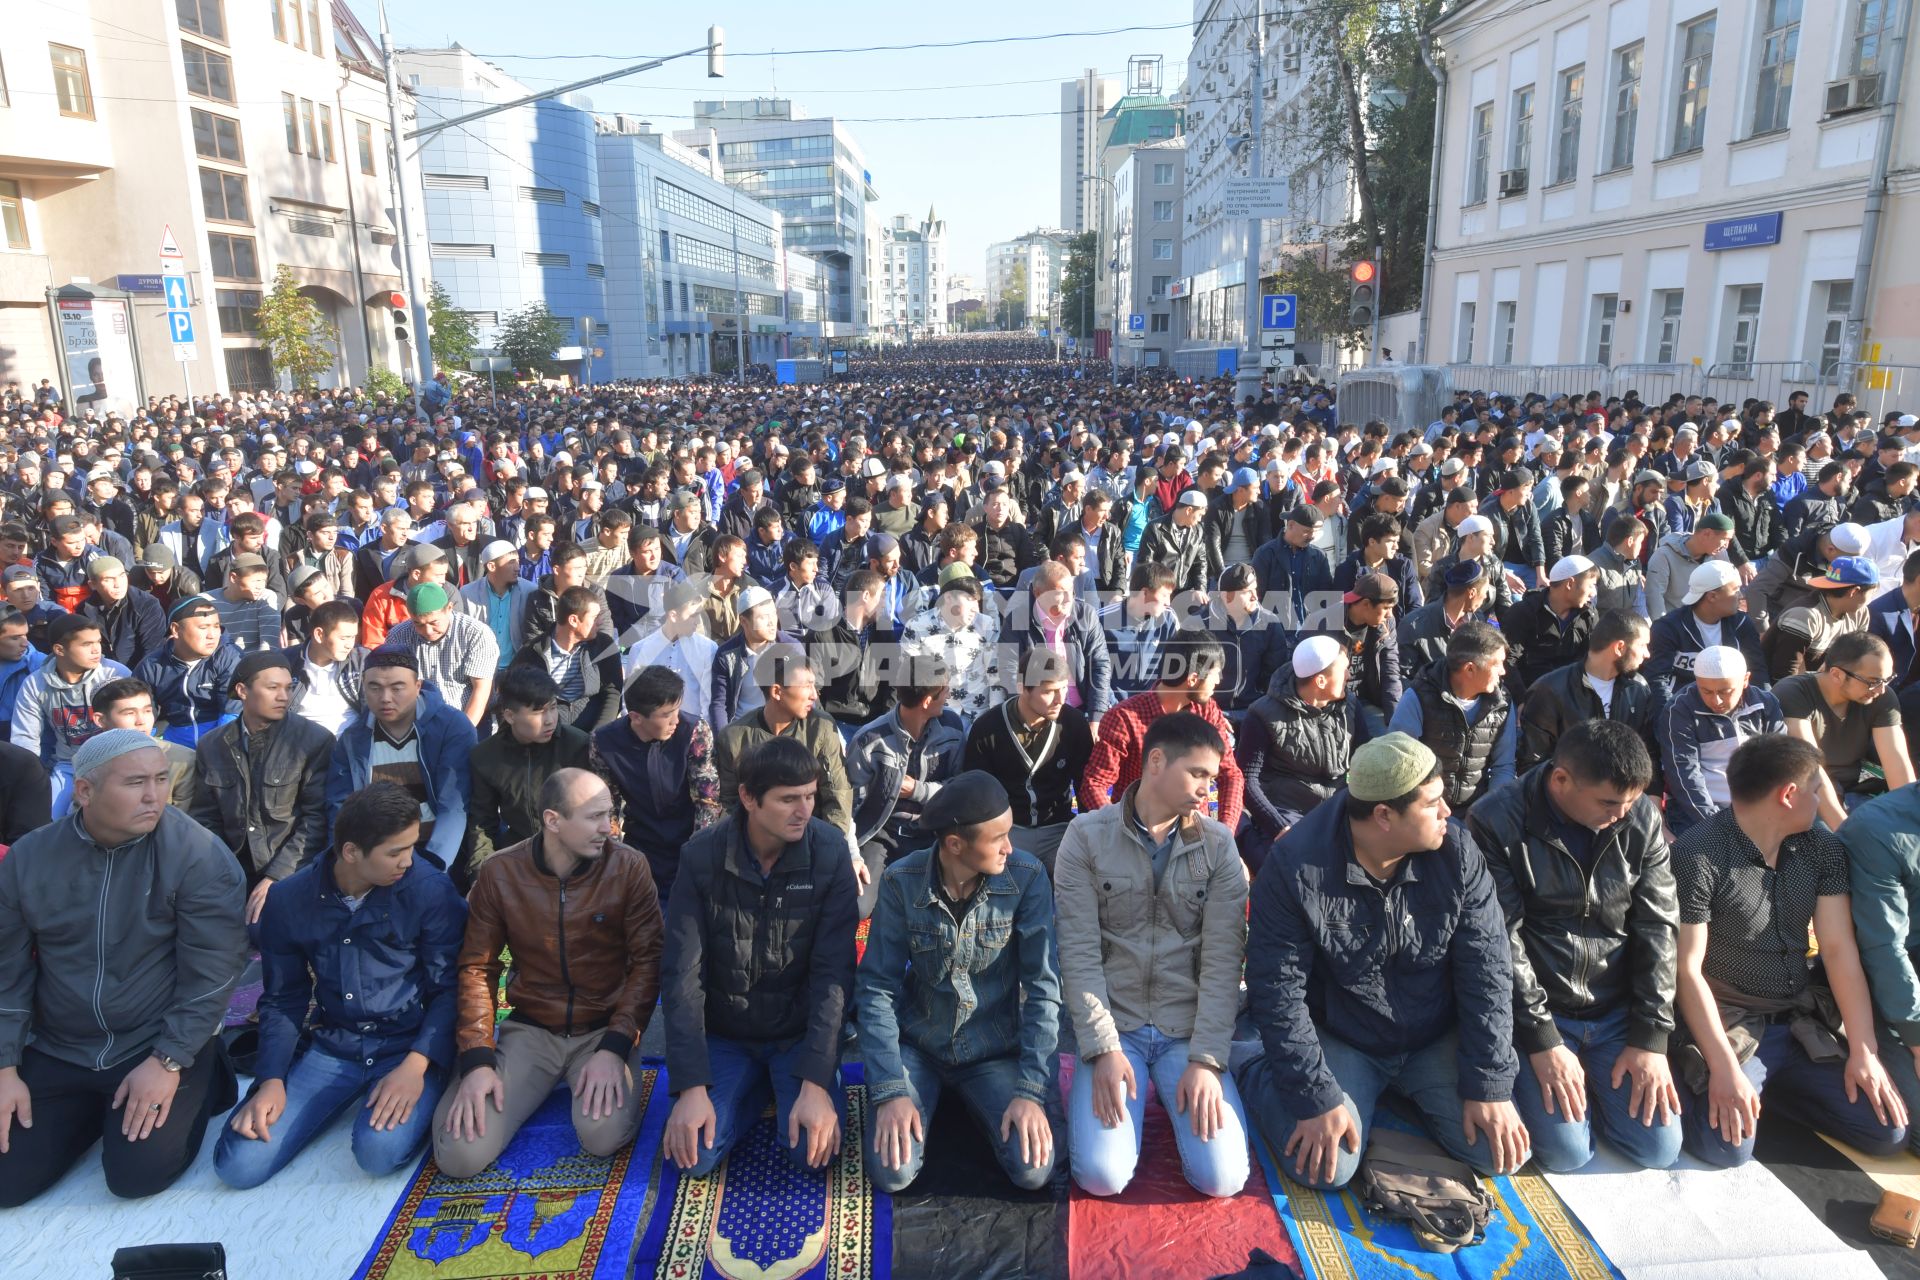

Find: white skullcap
1694;645;1748;681
1292;634;1345;679
1455;514;1494;538
1830;522;1870;555
72;728;166;780
1548;555;1596;584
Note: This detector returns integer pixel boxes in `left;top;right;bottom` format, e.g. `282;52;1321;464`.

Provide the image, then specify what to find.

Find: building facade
874;209;949;338
1113;138;1187;367
1091;89;1184;347
1061;71;1122;232
985;231;1070;332
675;99;875;339
1426;0;1920;388
1;0;423;401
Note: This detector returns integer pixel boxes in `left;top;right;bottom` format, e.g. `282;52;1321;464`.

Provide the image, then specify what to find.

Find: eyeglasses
1838;667;1893;694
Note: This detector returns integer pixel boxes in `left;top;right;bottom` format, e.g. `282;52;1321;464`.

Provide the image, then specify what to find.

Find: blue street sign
167;310;195;343
1128;313;1145;332
161;275;191;310
1262;294;1297;330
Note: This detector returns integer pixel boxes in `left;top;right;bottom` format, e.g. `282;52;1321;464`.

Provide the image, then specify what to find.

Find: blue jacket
744;532;791;592
1655;683;1784;836
0;648;47;738
1868;587;1920;689
134;640;242;738
252;852;468;1084
1644;605;1769;703
326;690;476;872
855;846;1060;1106
1245;790;1519;1117
1843;786;1920;1041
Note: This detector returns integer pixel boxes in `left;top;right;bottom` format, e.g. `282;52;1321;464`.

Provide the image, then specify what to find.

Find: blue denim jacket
855;846;1060;1106
253;851;469;1084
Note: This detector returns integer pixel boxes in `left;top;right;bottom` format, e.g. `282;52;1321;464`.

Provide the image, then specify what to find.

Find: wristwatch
150;1051;183;1074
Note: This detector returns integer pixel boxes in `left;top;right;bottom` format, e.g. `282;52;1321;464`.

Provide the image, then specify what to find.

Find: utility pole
1236;0;1268;407
376;0;428;388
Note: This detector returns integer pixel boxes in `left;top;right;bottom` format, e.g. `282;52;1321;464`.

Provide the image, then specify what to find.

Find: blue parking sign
1128;313;1145;332
1262;294;1296;329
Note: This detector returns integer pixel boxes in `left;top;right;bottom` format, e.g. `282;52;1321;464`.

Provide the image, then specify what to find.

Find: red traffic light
387;291;407;309
1350;261;1378;285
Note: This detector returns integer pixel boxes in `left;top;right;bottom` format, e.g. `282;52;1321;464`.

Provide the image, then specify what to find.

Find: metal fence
1817;362;1920;423
1607;364;1699;409
1699;361;1822;414
1441;363;1611;405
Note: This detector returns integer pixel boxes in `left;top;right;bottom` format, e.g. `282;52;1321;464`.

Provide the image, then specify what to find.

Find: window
216;288;261;336
1672;15;1715;155
1456;301;1477;362
1591;294;1619;365
1725;284;1762;368
1819;281;1853;374
50;44;93;118
1854;0;1892;76
1653;289;1685;362
224;348;273;394
270;0;285;41
317;103;335;162
301;99;318;159
208;231;258;280
1508;85;1536;180
1151;274;1171;296
182;43;233;103
0;180;26;250
1753;0;1800;135
1467;102;1494;202
356;119;375;174
1152;200;1174;222
1152;239;1173;260
1153;162;1175;185
175;0;225;41
1150;313;1170;333
283;94;302;153
199;167;249;223
306;0;323;55
1607;44;1642;169
1495;300;1518;363
1553;66;1583;184
191;109;242;163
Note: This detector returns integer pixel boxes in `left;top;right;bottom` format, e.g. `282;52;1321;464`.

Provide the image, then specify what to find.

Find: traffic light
1349;260;1378;328
708;25;725;78
389;291;409;346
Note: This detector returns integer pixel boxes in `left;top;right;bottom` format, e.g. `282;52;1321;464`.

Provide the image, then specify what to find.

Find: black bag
110;1243;227;1280
1353;1128;1493;1253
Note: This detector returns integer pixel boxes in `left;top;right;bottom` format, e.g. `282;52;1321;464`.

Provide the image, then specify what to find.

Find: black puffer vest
1413;664;1510;808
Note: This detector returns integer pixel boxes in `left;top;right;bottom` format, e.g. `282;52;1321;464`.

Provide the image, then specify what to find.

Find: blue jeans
1875;1019;1920;1156
1236;1030;1525;1190
213;1047;446;1189
1067;1025;1250;1198
1510;1008;1681;1172
862;1041;1054;1193
1503;561;1537;592
49;762;73;820
1681;1022;1909;1167
684;1035;846;1178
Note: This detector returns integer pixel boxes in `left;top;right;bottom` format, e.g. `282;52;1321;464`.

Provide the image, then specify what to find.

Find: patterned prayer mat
350;1068;663;1280
630;1062;888;1280
1254;1117;1619;1280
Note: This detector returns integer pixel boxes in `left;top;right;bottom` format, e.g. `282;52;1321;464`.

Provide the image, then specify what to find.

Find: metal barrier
1442;363;1610;405
1817;362;1920;424
1699;361;1821;414
1608;364;1700;408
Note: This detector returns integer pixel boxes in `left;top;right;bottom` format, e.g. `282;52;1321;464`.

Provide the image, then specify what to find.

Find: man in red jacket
1082;634;1244;831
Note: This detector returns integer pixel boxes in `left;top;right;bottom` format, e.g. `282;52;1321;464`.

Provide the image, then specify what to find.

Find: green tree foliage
425;281;478;374
254;265;338;390
1057;231;1099;339
1269;251;1371;350
363;366;409;400
995;261;1030;332
497;302;567;378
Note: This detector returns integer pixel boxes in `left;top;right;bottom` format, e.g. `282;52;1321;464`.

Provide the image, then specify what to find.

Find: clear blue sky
368;0;1191;278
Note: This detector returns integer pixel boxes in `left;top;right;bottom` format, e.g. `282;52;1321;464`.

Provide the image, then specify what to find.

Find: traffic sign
1260;348;1293;368
1065;336;1077;352
1260;328;1296;350
1128;313;1145;332
162;275;190;311
167;310;195;344
173;343;196;362
1262;294;1297;329
159;225;183;262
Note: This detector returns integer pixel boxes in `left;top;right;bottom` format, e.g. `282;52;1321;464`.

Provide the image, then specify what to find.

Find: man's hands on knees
1285;1103;1360;1185
1611;1046;1680;1127
575;1050;630;1122
666;1086;717;1171
112;1057;181;1142
1844;1045;1909;1131
1175;1062;1226;1141
788;1079;840;1169
1462;1099;1528;1175
872;1096;923;1172
229;1078;287;1142
0;1067;31;1155
1706;1063;1762;1147
1530;1045;1587;1123
442;1065;506;1142
1090;1050;1136;1129
1000;1096;1051;1170
367;1053;432;1132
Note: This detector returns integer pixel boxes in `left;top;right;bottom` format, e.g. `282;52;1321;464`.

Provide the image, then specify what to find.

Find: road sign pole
1237;3;1267;407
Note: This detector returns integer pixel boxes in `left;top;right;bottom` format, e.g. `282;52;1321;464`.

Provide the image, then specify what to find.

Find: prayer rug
1753;1111;1920;1278
350;1067;663;1280
630;1062;889;1280
1254;1116;1619;1280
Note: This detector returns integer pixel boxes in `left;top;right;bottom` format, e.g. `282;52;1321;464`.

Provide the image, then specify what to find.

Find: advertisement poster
56;296;141;420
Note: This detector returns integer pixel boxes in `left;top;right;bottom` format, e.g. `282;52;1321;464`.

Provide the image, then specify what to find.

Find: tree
425;281;477;374
497;302;567;378
1057;231;1099;339
1269;250;1370;352
254;265;338;390
996;261;1030;332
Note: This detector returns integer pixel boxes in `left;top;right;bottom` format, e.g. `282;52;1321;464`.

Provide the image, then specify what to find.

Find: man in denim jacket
857;771;1061;1192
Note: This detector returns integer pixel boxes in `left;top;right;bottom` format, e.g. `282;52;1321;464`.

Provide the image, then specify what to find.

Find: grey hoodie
9;659;132;766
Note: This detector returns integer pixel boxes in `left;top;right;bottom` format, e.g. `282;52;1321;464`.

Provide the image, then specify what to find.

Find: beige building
1426;0;1919;398
0;0;424;402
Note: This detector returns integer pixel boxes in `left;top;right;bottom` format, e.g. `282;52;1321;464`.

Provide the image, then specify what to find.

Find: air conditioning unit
1206;78;1218;93
1826;73;1883;116
1263;79;1279;99
1498;168;1529;197
1281;44;1302;73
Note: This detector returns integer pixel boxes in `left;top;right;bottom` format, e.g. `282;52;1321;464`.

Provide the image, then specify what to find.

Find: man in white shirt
624;581;717;719
288;598;363;737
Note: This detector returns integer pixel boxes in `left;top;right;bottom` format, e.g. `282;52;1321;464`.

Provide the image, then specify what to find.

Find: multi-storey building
874;209;949;338
985;230;1071;332
1061;70;1122;232
1091;76;1184;354
1425;0;1920;387
1;0;424;400
1113;138;1187;367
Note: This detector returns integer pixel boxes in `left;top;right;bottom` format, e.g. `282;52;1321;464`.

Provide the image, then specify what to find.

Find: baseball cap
1809;556;1881;590
1681;560;1742;605
49;514;82;537
137;544;176;570
1682;460;1718;483
229;552;267;573
1343;573;1400;605
1289;506;1323;528
2;565;37;586
1225;467;1260;492
86;556;126;579
1455;514;1494;538
1548;554;1596;584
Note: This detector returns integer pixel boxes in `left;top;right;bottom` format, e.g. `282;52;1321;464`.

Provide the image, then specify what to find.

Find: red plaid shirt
1081;691;1244;830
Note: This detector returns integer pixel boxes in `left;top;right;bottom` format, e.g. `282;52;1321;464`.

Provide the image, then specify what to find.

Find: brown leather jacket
454;834;664;1073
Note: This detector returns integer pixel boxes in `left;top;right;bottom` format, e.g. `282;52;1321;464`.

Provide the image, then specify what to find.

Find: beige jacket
1053;785;1248;1070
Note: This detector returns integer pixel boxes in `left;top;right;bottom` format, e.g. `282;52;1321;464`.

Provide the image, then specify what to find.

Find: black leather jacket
1465;764;1679;1055
188;713;335;885
1516;660;1659;778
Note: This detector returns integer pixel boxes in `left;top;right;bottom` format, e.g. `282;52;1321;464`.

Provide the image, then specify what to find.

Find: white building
1113;138;1187;367
985;231;1070;331
1;0;426;400
1061;71;1122;232
874;208;948;338
1426;0;1919;398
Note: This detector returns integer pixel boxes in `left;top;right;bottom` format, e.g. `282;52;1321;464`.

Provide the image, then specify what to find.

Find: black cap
921;771;1011;834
